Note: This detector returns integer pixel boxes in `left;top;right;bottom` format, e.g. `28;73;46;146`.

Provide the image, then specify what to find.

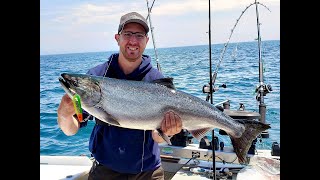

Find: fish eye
72;80;78;87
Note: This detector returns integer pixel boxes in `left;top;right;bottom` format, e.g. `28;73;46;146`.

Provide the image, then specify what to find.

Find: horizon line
40;39;279;56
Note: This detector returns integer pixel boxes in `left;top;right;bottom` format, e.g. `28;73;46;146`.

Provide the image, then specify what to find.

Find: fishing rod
145;0;156;20
207;0;217;180
204;2;272;178
253;0;273;134
204;1;271;103
145;0;161;72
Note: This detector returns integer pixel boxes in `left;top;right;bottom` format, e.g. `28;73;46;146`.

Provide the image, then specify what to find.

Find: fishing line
210;1;271;87
140;130;146;172
215;155;237;164
103;54;115;78
174;156;198;175
146;0;161;72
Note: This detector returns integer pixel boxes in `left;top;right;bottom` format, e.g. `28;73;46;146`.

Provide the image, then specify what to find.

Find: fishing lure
72;94;83;122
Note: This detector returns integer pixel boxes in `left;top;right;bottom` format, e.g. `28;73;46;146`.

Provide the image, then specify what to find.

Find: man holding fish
57;12;182;180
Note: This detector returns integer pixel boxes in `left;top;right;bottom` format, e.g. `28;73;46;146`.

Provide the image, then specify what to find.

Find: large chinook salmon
59;73;270;164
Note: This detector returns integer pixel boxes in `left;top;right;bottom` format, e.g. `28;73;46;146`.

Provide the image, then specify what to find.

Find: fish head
59;73;102;107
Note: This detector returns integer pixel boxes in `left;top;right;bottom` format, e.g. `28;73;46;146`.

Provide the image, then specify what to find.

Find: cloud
40;0;280;55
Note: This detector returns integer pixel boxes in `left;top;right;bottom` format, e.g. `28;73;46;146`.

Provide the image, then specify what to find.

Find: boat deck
40;147;279;180
40;155;92;180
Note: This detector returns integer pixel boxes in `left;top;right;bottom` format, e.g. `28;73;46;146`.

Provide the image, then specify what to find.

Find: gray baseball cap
118;12;149;34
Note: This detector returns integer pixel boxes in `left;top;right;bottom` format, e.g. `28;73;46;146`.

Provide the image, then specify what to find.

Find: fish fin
229;120;271;164
93;108;121;126
152;77;176;90
188;128;213;141
96;117;120;126
156;128;172;145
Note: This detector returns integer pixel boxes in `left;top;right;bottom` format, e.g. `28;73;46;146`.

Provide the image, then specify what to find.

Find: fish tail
230;120;271;164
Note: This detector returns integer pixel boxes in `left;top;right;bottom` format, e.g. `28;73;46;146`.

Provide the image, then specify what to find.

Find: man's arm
152;111;182;143
57;94;80;136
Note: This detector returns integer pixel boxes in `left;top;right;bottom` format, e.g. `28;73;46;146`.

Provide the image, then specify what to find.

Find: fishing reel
203;83;227;102
206;167;232;180
255;84;272;101
218;167;233;179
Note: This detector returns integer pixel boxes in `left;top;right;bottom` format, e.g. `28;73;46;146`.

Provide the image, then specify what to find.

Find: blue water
40;40;280;156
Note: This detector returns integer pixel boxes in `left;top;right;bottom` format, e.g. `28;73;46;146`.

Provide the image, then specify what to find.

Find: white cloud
40;0;280;55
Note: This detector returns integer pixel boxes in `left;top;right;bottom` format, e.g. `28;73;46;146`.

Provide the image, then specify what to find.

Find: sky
40;0;280;55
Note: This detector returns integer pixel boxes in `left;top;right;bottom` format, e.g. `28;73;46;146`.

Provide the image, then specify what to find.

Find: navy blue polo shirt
80;53;164;174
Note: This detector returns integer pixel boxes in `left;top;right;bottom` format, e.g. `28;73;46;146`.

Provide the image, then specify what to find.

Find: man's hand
57;94;80;136
58;94;75;117
161;111;182;136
